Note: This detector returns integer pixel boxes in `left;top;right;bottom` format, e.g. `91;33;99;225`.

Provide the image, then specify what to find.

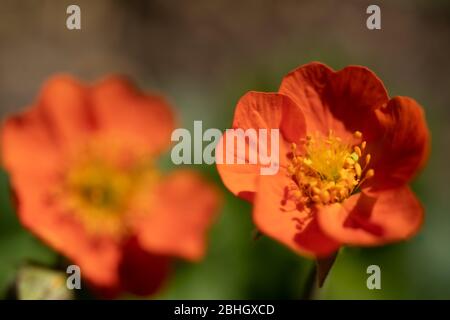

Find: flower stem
301;261;318;300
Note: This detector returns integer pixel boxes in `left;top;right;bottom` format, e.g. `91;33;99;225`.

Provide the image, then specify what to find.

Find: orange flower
1;75;220;296
217;62;430;258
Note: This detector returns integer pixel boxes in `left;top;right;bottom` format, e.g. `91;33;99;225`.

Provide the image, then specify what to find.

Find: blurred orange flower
217;62;430;258
1;75;220;296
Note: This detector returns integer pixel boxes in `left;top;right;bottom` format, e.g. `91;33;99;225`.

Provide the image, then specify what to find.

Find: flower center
66;161;135;213
287;130;374;207
59;141;159;238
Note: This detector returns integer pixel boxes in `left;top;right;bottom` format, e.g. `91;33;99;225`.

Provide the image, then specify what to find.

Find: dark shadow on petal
237;191;255;202
293;217;339;257
343;193;383;237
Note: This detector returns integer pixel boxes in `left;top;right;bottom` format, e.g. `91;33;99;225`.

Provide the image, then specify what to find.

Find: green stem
301;262;317;300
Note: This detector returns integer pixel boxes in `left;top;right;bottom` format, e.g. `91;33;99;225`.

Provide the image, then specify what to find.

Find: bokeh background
0;0;449;299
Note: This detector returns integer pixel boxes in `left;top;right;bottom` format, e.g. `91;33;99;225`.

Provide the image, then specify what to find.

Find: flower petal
11;173;122;289
324;65;389;137
279;63;388;139
253;171;340;258
316;186;424;246
367;97;430;190
1;108;62;173
216;91;305;199
279;62;335;134
92;76;176;155
38;75;95;147
134;170;220;261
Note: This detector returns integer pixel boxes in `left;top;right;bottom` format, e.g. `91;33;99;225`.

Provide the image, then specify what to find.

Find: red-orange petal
216;91;305;199
1;107;62;173
367;96;430;190
134;170;220;261
279;63;388;140
324;65;389;137
316;186;424;246
38;75;96;149
11;172;122;288
253;170;340;258
279;62;335;135
91;76;176;156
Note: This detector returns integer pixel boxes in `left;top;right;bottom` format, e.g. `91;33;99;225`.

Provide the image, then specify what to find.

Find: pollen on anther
320;190;330;203
355;163;362;177
312;187;321;195
361;141;367;150
365;154;371;166
346;158;355;166
365;169;375;179
354;131;362;139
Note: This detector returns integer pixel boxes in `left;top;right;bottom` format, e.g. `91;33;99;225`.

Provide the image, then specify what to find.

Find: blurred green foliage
0;170;58;299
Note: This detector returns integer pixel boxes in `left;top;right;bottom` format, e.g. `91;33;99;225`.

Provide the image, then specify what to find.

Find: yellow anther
339;168;348;178
293;190;302;199
330;190;337;200
312;195;321;203
321;190;330;203
312;187;321;195
354;131;362;139
346;158;355;166
287;167;295;175
361;141;367;150
365;154;371;166
326;181;336;188
355;163;362;177
354;146;362;157
365;169;375;179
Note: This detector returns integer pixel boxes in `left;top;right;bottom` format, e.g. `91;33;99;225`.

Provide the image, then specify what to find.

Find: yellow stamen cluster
59;145;159;238
287;130;374;207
